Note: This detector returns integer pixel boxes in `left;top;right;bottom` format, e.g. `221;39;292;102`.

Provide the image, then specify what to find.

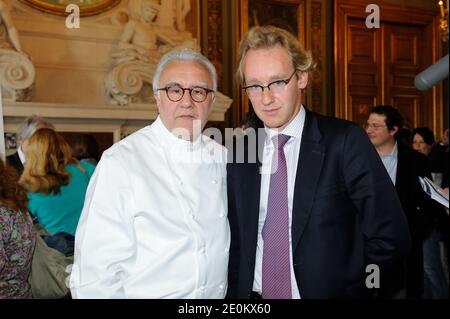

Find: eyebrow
245;73;291;86
163;81;209;89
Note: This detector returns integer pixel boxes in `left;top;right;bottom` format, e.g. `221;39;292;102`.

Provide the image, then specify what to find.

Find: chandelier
439;1;449;42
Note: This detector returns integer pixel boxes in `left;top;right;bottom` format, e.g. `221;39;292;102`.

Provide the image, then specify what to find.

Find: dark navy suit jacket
226;109;411;299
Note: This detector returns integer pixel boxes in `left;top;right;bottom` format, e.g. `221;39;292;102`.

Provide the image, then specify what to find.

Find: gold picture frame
18;0;121;17
235;0;306;124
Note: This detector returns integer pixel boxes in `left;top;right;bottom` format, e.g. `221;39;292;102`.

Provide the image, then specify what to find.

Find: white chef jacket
70;117;230;299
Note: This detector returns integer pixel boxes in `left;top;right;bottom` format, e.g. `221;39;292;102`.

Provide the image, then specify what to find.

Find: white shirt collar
153;116;203;152
18;146;26;165
381;142;398;159
264;105;306;145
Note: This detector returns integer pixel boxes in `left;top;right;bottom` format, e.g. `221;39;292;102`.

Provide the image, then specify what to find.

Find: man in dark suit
226;26;411;299
366;106;435;298
6;115;53;175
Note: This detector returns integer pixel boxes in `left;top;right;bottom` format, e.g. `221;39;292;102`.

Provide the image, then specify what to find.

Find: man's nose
261;87;274;105
180;90;194;108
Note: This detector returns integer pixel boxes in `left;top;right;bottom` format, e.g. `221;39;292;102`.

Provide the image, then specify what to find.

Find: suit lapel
242;129;265;271
291;111;325;250
242;163;262;271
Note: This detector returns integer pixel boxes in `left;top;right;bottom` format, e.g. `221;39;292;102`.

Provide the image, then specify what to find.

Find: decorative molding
0;49;35;101
3;94;232;127
3;95;232;147
17;0;121;17
104;60;155;106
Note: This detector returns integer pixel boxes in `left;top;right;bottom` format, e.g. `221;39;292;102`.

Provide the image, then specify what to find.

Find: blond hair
237;25;315;85
19;128;83;195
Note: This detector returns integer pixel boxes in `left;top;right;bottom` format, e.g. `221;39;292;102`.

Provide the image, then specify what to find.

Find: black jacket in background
6;152;24;176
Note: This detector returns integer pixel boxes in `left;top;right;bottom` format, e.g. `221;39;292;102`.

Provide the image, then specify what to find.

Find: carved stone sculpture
155;0;191;32
106;0;196;106
0;0;35;101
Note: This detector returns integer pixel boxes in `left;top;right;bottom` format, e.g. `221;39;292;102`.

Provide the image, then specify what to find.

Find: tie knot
272;134;290;150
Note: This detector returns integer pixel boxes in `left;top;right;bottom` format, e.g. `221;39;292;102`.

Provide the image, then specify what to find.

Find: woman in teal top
19;129;95;236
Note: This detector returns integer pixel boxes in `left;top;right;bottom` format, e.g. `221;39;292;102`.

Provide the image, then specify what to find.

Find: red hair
0;159;29;214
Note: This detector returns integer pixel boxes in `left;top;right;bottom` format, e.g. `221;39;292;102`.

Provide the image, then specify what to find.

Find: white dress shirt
380;142;398;185
252;106;305;299
70;116;230;299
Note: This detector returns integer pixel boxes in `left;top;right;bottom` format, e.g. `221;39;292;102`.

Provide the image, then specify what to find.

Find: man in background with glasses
227;26;411;299
70;49;230;298
366;105;435;298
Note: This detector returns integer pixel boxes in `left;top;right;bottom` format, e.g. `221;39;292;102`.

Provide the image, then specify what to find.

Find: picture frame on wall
235;0;308;123
247;0;305;39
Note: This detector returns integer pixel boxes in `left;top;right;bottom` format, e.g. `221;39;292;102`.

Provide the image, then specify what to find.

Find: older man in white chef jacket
70;49;230;299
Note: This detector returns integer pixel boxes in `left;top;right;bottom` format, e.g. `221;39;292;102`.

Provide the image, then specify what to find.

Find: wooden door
335;0;442;134
346;17;382;124
384;23;433;129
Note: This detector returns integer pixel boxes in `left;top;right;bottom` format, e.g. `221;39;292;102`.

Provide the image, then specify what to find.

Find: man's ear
298;71;308;90
390;125;399;136
154;93;161;112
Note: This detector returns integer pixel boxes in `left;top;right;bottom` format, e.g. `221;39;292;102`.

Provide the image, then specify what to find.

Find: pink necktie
262;134;292;299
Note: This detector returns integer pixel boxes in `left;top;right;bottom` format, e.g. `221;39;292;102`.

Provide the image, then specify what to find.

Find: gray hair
16;115;54;143
152;49;217;94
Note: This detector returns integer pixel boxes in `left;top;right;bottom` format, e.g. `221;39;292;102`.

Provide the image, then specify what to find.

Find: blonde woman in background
19;129;95;241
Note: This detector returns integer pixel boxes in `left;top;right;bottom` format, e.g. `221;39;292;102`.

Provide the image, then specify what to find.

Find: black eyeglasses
242;70;299;97
157;85;215;103
364;123;387;130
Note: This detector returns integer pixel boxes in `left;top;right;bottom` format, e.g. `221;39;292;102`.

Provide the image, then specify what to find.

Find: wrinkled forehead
159;60;212;88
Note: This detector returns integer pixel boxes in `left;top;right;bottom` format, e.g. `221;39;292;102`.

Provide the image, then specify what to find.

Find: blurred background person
412;127;449;299
0;159;36;299
70;133;100;166
366;106;433;298
6;115;54;175
397;127;413;149
18;129;95;255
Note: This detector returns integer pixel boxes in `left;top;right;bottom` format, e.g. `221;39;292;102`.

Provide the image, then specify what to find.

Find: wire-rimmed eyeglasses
157;85;215;103
242;70;299;98
363;123;387;130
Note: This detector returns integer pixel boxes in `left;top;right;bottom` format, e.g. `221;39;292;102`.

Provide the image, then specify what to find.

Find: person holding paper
412;127;448;299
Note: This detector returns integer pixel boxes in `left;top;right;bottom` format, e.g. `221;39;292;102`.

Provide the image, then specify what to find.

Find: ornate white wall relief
0;0;35;101
105;0;197;106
